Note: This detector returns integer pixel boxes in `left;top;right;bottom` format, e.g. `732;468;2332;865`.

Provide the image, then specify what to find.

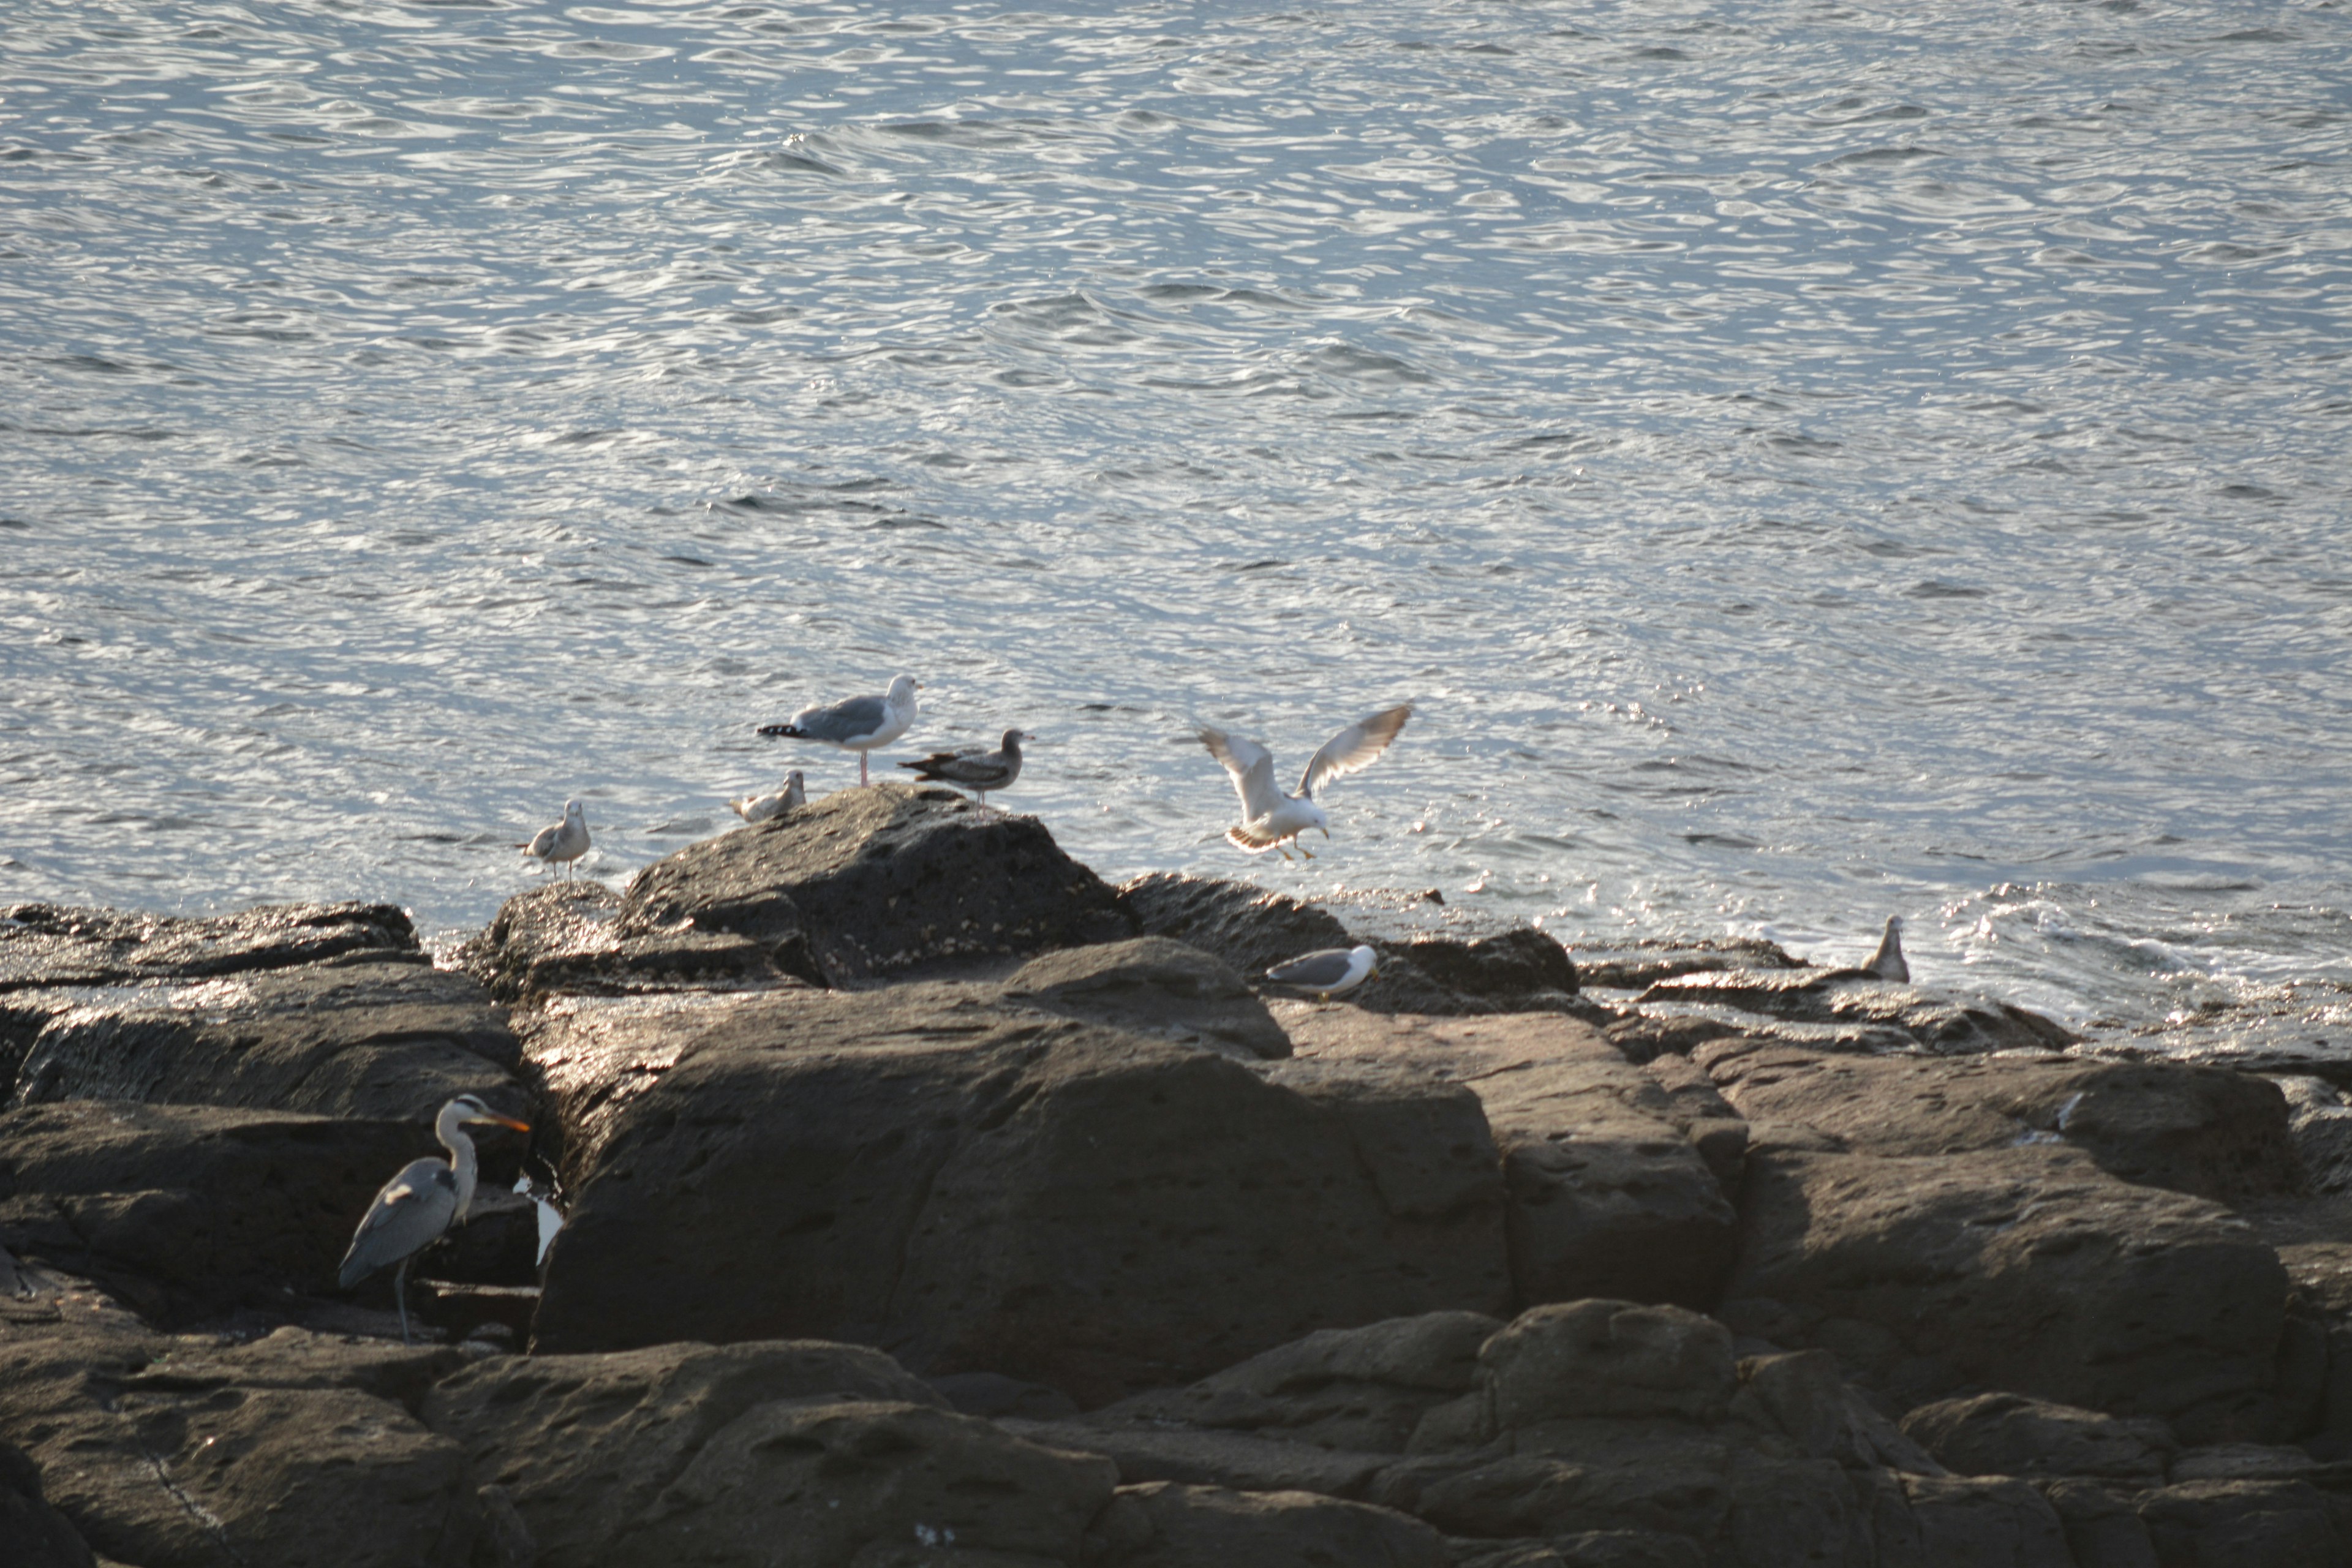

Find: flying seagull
900;729;1030;807
1198;704;1411;860
1864;915;1909;982
339;1093;531;1344
1265;944;1380;1000
520;799;589;880
758;675;921;786
729;771;806;824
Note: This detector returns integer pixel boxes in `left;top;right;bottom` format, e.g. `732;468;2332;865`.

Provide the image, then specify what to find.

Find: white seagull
1197;704;1411;861
729;771;806;824
520;799;589;879
759;674;921;786
1864;915;1910;982
1265;944;1380;1001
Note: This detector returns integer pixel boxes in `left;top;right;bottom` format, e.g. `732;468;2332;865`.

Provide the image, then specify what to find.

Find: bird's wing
790;694;889;743
1199;728;1285;821
524;824;560;856
1297;705;1411;798
1265;949;1359;987
337;1159;459;1288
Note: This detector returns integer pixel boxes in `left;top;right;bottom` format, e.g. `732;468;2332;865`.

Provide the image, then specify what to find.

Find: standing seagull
899;729;1030;807
1864;915;1910;982
338;1093;531;1344
521;799;590;880
758;674;921;786
1198;704;1411;861
729;771;806;824
1265;944;1381;1001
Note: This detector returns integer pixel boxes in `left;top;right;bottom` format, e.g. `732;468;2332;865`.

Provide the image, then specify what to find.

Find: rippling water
4;0;2349;1041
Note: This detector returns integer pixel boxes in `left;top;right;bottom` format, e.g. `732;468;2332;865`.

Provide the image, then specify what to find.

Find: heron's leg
394;1257;412;1346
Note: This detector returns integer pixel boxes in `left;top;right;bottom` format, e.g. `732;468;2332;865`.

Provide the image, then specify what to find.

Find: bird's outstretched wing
337;1158;459;1289
1298;704;1411;798
1199;728;1286;823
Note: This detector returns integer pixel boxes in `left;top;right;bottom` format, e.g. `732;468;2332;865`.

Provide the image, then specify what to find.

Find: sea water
4;0;2349;1049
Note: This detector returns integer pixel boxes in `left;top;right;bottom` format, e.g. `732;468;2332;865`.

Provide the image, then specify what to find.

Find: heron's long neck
444;1128;480;1223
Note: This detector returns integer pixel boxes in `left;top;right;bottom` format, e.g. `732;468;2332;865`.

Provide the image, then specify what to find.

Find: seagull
520;799;589;880
899;729;1030;807
1864;915;1910;982
1266;944;1380;1001
1197;704;1411;861
338;1093;531;1344
729;771;806;824
758;675;921;786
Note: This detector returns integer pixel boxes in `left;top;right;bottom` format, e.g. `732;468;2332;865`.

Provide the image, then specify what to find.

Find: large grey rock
1697;1038;2304;1205
13;956;524;1124
1642;965;2076;1054
1883;1476;2076;1567
527;988;1510;1403
2279;1076;2352;1197
0;1101;457;1323
421;1339;1117;1568
0;1315;483;1568
2040;1479;2161;1568
618;783;1133;984
1117;873;1352;981
1001;936;1289;1061
1899;1392;2177;1485
1480;1301;1735;1427
1281;1009;1739;1311
1084;1480;1453;1568
456;881;795;1003
2135;1479;2350;1567
1721;1134;2288;1441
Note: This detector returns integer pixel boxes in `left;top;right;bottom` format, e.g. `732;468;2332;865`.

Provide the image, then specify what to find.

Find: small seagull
519;799;589;880
1266;944;1381;1001
729;771;806;824
1198;704;1411;861
1864;915;1910;982
758;674;921;786
899;729;1030;807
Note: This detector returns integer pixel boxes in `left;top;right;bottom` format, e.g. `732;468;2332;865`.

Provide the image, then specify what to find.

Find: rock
1084;1480;1452;1568
0;1316;483;1568
455;881;794;1004
1899;1392;2177;1485
2038;1480;2160;1568
2280;1242;2352;1449
1562;938;1804;993
1079;1311;1502;1452
1388;927;1580;1004
2279;1076;2352;1196
12;955;525;1125
1641;967;2076;1054
0;900;419;990
1004;1419;1392;1498
2135;1479;2350;1567
1721;1136;2288;1441
1282;1010;1738;1311
0;1101;454;1322
0;1438;96;1568
1000;937;1290;1060
1480;1301;1735;1427
1640;1054;1748;1196
1887;1476;2075;1567
422;1340;1117;1568
1695;1039;2304;1205
930;1370;1082;1420
418;1186;541;1287
619;783;1132;984
527;989;1511;1403
1117;872;1352;980
1733;1349;1945;1474
2170;1441;2352;1486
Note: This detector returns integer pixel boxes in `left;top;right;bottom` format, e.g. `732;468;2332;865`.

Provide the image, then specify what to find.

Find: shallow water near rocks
3;0;2348;1055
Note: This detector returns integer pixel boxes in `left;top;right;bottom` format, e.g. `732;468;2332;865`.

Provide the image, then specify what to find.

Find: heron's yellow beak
471;1112;531;1133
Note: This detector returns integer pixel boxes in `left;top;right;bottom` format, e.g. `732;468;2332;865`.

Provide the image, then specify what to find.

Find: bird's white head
1302;799;1331;835
888;675;921;706
563;799;585;821
1887;914;1905;935
1352;944;1379;975
786;770;804;788
437;1093;530;1143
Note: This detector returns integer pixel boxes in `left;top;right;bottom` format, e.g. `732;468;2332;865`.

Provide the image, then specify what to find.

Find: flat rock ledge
5;797;2352;1566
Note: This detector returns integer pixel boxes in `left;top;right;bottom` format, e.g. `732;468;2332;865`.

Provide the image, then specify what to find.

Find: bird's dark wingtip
756;724;802;737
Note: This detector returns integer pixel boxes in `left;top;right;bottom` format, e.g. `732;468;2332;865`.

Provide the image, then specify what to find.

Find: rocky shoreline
6;783;2352;1566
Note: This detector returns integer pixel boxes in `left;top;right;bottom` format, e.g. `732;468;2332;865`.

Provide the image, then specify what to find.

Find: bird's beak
1321;826;1330;839
471;1113;531;1133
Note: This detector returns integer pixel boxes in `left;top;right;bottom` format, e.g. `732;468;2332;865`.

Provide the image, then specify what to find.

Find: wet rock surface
1001;935;1291;1060
456;881;794;1004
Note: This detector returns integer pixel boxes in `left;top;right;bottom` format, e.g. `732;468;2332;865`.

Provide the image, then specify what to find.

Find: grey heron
758;674;921;786
1864;915;1909;982
1199;705;1411;861
338;1093;531;1344
899;728;1031;806
729;769;806;824
521;799;590;880
1265;944;1381;1000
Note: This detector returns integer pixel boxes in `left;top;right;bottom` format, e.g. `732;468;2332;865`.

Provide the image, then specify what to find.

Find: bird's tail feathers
1226;826;1283;853
758;723;806;738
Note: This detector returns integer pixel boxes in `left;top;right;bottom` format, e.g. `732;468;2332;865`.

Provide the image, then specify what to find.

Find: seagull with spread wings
1197;704;1411;861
